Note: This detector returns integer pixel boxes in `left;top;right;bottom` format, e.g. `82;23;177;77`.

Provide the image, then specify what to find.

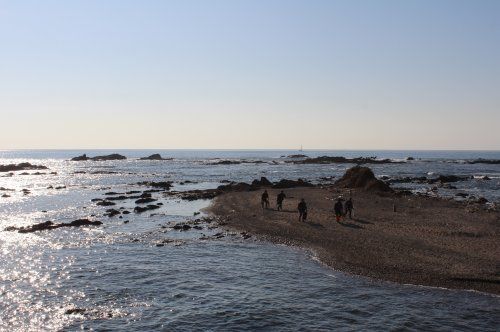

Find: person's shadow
353;218;373;225
337;221;364;229
306;222;324;228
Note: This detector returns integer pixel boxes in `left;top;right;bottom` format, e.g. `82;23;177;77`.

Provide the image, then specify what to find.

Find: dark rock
8;219;102;233
135;198;157;204
73;171;86;174
0;187;14;191
2;194;10;198
335;166;392;192
407;157;415;161
456;193;469;198
134;204;160;213
477;197;489;204
55;186;66;190
252;177;272;186
208;160;241;165
428;175;472;184
126;190;141;194
104;209;121;217
465;159;500;165
139;154;172;160
65;308;86;315
177;190;220;201
71;154;127;161
96;201;116;206
272;179;314;189
173;224;192;231
137;181;173;190
122;210;131;215
71;154;90;161
482;176;491;181
294;156;400;165
0;163;49;172
285;154;308;158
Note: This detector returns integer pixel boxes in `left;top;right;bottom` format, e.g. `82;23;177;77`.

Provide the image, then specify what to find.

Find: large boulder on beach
335;166;392;192
252;177;273;186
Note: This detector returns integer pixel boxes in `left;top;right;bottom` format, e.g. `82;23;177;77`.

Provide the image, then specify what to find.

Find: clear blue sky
0;0;499;149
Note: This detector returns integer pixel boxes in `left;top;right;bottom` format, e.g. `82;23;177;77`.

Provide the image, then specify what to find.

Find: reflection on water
1;150;499;331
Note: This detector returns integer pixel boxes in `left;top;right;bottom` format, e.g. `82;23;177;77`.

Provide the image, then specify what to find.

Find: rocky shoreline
208;166;500;294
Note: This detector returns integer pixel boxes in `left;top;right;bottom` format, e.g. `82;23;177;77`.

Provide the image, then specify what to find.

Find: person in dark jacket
334;198;344;223
261;190;270;209
344;198;353;219
276;191;286;211
298;198;308;222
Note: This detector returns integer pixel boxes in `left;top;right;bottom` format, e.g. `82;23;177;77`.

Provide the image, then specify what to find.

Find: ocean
1;149;499;331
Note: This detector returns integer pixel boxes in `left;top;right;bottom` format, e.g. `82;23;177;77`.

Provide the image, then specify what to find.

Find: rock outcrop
71;154;127;161
335;166;392;192
139;154;172;161
0;163;48;172
6;219;102;233
294;156;400;165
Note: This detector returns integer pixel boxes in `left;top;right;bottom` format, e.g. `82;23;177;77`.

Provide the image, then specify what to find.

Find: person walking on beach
345;198;353;219
298;198;308;222
334;198;344;223
277;190;286;211
261;190;270;209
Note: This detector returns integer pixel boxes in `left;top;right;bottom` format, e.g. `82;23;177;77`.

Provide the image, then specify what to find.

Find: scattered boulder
135;197;157;204
134;204;160;213
96;200;116;206
335;166;392;192
104;209;121;217
0;163;48;172
139;154;172;160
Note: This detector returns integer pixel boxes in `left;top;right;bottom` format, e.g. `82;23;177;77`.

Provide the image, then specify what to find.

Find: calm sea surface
1;150;499;331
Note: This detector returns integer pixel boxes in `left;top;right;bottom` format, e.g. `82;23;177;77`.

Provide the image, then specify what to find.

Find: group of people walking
261;190;353;223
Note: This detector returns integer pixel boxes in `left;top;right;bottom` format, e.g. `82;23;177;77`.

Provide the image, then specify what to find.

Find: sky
0;0;499;150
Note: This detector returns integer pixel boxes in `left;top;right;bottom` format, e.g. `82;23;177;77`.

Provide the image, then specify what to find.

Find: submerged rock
137;181;173;190
0;163;48;172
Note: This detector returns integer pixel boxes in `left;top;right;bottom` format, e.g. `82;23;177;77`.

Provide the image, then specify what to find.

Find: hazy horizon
1;0;499;150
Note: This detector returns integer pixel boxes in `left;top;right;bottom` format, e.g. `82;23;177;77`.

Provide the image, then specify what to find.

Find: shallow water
1;150;499;331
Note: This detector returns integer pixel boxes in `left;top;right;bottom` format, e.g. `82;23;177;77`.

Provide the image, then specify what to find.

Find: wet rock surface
5;219;102;233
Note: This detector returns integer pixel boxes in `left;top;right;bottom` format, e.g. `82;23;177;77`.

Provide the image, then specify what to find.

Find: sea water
0;150;499;331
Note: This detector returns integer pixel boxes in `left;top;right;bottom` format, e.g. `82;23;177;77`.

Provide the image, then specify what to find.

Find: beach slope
209;187;500;294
